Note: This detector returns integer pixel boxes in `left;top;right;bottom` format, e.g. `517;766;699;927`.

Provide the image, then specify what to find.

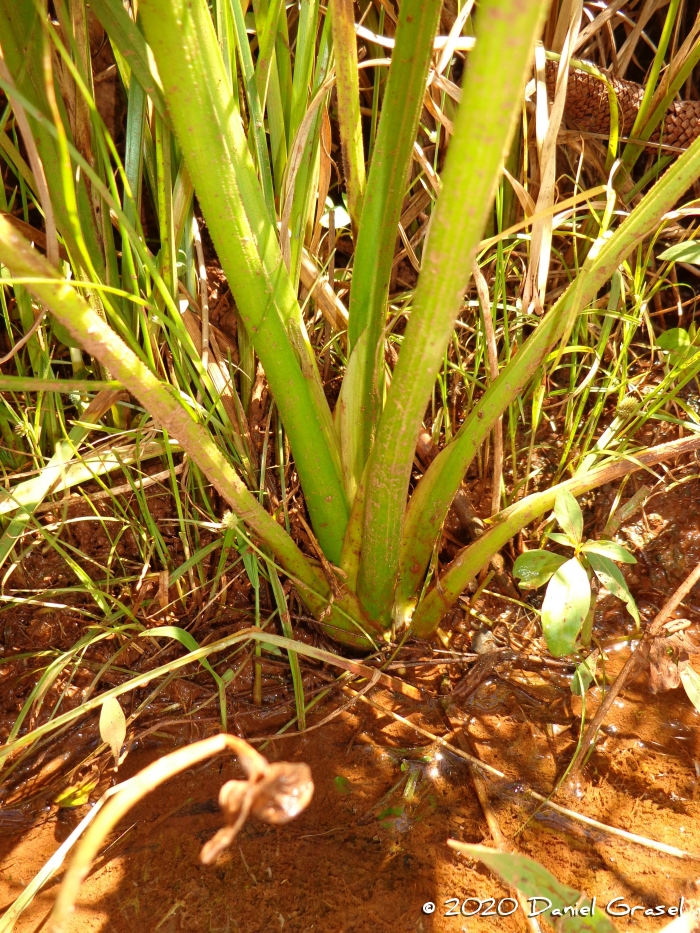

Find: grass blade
82;0;167;117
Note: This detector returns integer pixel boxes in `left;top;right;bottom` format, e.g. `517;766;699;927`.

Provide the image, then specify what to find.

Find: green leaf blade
581;540;636;564
513;550;567;590
144;625;221;685
554;489;584;544
680;665;700;712
447;843;617;933
541;558;591;657
659;241;700;263
547;532;575;547
359;0;552;625
587;553;641;626
572;652;599;696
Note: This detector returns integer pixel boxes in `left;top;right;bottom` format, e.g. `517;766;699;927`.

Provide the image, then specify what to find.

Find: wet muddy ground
2;672;699;933
2;473;700;932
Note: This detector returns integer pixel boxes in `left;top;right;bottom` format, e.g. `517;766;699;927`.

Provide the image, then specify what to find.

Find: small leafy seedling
513;490;639;657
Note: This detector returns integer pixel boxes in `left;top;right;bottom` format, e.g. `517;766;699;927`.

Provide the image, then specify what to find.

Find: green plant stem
346;0;443;473
288;0;320;147
252;0;284;110
139;0;348;563
397;129;700;610
0;216;376;647
355;0;550;626
410;433;700;637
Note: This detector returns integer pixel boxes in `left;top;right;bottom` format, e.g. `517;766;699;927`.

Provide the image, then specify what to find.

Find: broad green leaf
99;696;126;763
659;241;700;264
554;489;583;544
541;558;591;657
447;843;617;933
656;326;690;350
581;540;636;564
572;651;599;696
54;777;98;809
588;553;641;626
680;665;700;713
513;550;567;590
547;532;575;547
656;327;696;365
655;327;697;364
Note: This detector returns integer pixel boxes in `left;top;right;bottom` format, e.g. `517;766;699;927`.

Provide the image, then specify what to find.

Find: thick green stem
397;129;700;609
355;0;551;626
0;216;376;648
410;434;700;637
346;0;443;473
139;0;348;563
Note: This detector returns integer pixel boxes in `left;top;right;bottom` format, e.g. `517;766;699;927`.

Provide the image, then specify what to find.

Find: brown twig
294;508;344;600
565;558;700;786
